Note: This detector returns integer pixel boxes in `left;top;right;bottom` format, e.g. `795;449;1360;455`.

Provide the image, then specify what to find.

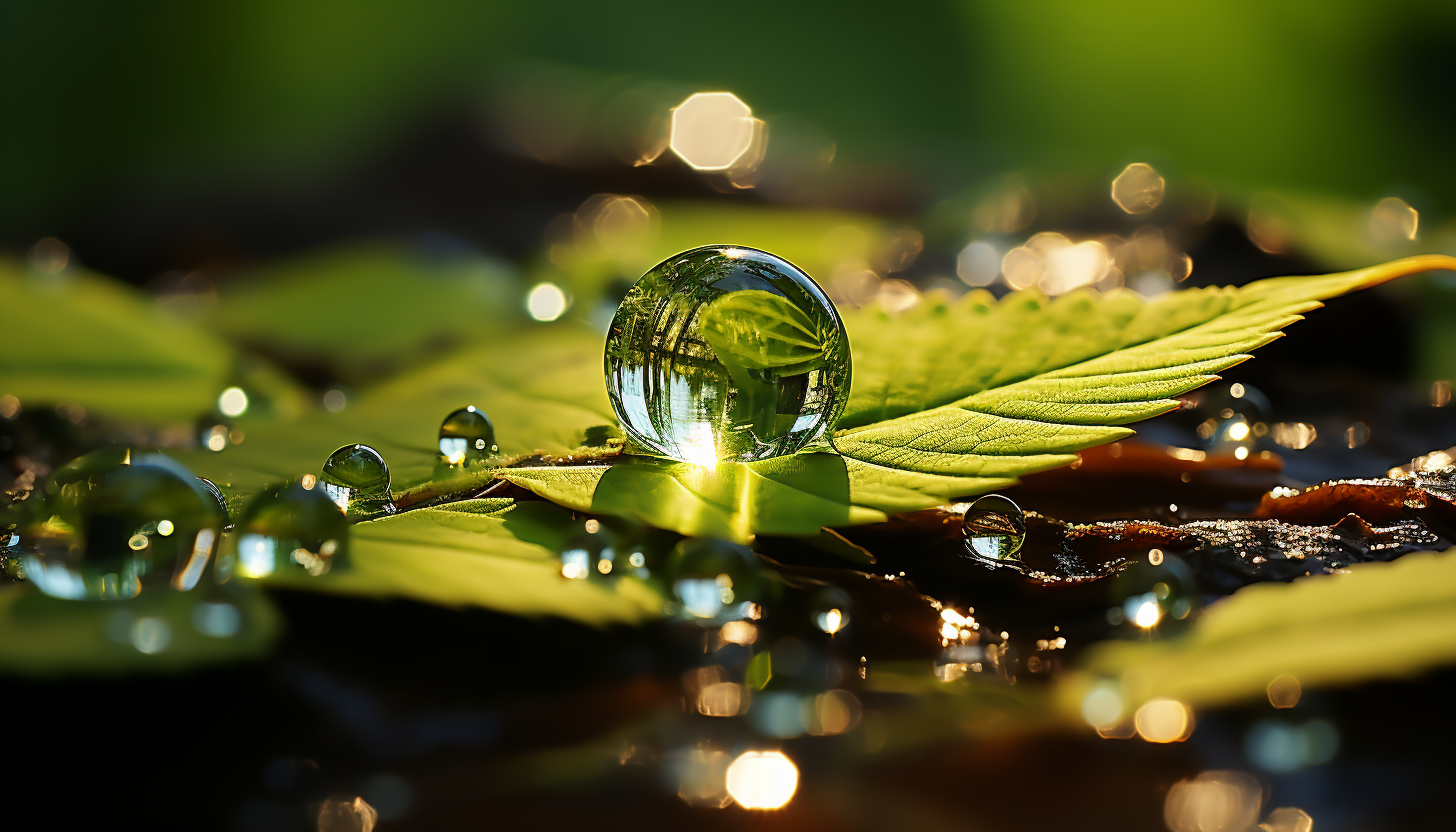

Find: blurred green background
5;0;1455;248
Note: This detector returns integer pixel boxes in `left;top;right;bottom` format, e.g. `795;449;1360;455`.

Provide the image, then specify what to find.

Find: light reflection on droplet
725;751;799;810
1135;698;1193;743
815;607;846;635
1111;163;1166;214
527;282;569;321
669;92;758;171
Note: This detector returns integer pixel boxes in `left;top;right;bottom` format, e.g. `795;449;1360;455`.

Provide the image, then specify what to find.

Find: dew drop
437;406;498;466
668;538;765;621
1107;552;1199;634
961;494;1026;564
19;450;224;599
320;444;393;517
218;479;349;580
604;245;851;464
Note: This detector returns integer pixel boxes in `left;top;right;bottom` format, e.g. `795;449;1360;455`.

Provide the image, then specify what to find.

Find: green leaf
257;498;663;626
1058;546;1456;713
746;649;772;690
174;323;615;507
208;244;521;383
0;259;234;423
834;256;1456;489
501;453;884;544
0;584;280;677
697;289;825;372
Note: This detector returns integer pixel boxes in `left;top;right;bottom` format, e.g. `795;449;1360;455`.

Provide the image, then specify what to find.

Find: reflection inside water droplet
320;444;393;517
669;538;764;621
438;406;498;466
961;494;1026;564
219;480;348;580
604;245;851;464
20;451;224;599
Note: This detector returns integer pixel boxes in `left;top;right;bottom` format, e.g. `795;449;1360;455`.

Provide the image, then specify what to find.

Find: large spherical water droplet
320;444;392;517
438;406;498;466
21;450;224;599
604;246;851;464
219;479;349;580
1106;550;1198;633
961;494;1026;564
669;538;765;621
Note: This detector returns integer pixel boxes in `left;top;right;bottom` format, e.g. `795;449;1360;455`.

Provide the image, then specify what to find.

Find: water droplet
961;494;1026;564
320;444;393;517
1107;552;1198;632
219;479;349;580
669;538;765;620
604;245;851;464
812;587;851;635
437;406;498;466
20;451;224;599
196;477;230;524
559;532;616;580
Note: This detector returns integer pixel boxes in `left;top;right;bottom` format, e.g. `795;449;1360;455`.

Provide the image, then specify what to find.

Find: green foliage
259;499;663;625
697;289;826;373
0;584;280;677
746;649;772;690
831;256;1453;497
1060;546;1456;711
0;260;233;423
209;244;520;383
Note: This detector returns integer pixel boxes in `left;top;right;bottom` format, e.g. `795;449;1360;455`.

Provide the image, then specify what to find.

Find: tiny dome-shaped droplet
812;586;852;635
20;450;224;599
320;444;392;517
604;245;852;464
1106;550;1198;633
1197;382;1270;456
438;406;498;466
961;494;1026;564
219;479;349;580
668;538;765;621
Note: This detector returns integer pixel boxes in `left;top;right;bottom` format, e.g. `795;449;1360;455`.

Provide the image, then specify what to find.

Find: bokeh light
1111;163;1166;214
725;751;799;810
670;92;759;171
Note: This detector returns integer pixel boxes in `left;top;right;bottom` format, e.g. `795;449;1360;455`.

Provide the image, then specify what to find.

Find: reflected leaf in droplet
604;245;852;465
437;406;498;467
1106;552;1199;634
218;479;349;580
668;537;766;621
20;450;225;599
320;444;393;517
961;494;1026;564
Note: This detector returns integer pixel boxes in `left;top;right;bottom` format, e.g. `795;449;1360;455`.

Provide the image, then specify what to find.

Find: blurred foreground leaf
263;498;663;626
832;256;1456;508
0;259;233;423
1059;546;1456;713
0;584;280;677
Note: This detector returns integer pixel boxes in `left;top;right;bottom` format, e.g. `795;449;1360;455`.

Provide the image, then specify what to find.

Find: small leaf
835;256;1456;485
697;289;825;371
746;649;772;690
1059;546;1456;711
259;498;663;626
